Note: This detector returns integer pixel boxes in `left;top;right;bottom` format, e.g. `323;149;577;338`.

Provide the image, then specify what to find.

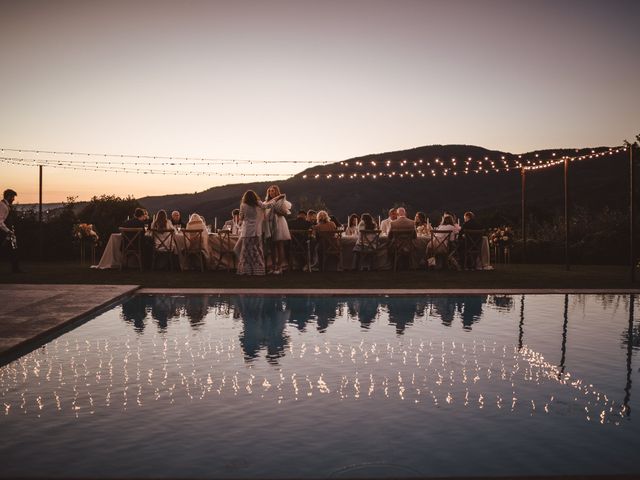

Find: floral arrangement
488;226;514;248
73;223;99;244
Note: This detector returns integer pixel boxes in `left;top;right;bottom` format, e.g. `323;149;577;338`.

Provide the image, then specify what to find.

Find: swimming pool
1;293;638;478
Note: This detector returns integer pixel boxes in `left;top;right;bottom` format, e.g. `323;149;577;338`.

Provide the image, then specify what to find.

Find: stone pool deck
0;284;138;360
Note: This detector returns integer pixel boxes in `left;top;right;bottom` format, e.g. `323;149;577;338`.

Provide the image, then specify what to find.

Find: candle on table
214;217;217;231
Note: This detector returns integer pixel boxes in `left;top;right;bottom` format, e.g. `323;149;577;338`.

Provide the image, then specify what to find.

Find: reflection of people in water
429;296;460;327
121;295;149;332
357;297;379;329
284;295;315;331
460;296;485;330
314;297;341;332
235;296;290;364
151;295;174;331
384;297;416;334
185;296;209;329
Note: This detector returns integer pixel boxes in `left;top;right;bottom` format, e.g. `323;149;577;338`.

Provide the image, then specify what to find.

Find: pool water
1;294;638;478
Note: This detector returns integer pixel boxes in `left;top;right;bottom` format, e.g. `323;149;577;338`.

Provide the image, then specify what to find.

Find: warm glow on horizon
2;0;639;203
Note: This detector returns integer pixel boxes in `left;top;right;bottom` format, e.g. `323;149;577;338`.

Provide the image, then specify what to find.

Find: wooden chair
428;229;454;270
182;229;205;272
213;229;236;271
461;229;484;270
316;230;343;272
389;230;416;271
355;229;381;271
289;229;312;272
118;227;144;271
150;228;177;271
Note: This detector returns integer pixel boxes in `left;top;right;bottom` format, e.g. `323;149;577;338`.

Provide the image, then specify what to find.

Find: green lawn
0;261;638;289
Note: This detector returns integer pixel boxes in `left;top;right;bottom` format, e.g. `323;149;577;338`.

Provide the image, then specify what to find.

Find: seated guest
344;213;360;237
352;213;377;270
388;208;416;269
379;208;398;236
151;210;176;263
288;210;312;231
388;207;416;240
142;209;152;229
435;215;458;241
428;215;458;262
459;211;481;234
121;208;147;229
414;211;431;237
441;211;461;234
151;209;173;230
170;210;186;229
150;209;177;254
185;213;211;263
120;208;150;267
313;210;338;268
306;210;317;225
313;210;337;234
222;208;241;234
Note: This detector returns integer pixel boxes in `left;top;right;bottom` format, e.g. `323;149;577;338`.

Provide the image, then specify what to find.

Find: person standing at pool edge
0;189;22;273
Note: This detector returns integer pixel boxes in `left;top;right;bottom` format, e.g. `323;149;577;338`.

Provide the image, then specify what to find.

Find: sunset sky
1;0;639;203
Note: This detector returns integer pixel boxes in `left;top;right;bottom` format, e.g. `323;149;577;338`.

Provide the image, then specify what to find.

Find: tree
78;195;142;237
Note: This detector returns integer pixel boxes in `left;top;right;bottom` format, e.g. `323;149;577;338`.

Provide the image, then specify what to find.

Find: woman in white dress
264;185;291;274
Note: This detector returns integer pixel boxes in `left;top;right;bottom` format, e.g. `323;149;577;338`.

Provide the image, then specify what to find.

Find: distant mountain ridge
137;143;628;225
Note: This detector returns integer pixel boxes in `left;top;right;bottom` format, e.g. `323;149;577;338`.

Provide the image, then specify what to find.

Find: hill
138;144;630;226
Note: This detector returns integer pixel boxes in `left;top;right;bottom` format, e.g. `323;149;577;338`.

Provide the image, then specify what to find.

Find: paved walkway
0;284;138;360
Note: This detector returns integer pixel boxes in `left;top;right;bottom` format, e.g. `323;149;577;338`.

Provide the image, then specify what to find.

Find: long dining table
94;231;491;271
337;234;490;270
93;231;238;270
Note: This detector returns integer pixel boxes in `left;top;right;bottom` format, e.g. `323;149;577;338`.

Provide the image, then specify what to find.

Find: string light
0;147;332;165
1;146;627;180
0;157;289;177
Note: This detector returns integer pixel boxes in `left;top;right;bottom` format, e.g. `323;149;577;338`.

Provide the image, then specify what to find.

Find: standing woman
264;185;291;274
237;190;284;275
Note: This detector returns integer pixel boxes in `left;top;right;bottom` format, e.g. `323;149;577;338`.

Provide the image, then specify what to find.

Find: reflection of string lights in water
0;335;626;425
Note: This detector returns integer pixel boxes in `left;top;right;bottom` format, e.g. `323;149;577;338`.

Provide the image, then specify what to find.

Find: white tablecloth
93;232;239;270
93;233;491;271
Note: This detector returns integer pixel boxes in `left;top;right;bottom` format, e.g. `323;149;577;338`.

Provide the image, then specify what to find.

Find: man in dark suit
458;211;483;268
459;211;481;234
120;208;150;268
288;210;312;231
287;211;313;271
121;208;147;229
306;210;317;226
0;189;22;273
